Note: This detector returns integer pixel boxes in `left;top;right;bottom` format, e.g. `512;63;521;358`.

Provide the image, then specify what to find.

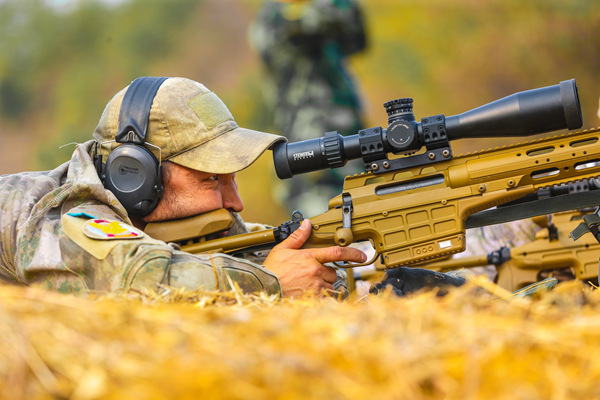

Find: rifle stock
145;208;234;245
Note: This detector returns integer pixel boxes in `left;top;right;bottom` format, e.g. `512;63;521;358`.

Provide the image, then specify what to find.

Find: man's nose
223;186;244;213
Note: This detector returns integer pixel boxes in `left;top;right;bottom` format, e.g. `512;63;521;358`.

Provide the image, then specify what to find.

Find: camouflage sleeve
25;202;280;297
165;210;279;295
166;251;281;296
453;219;541;279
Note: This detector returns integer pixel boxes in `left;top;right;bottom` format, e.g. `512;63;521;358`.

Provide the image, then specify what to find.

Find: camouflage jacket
0;141;281;297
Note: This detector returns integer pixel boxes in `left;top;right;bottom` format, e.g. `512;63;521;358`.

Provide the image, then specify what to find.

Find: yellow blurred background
1;0;599;226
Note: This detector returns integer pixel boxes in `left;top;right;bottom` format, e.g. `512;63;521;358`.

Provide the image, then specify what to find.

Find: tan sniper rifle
146;80;600;277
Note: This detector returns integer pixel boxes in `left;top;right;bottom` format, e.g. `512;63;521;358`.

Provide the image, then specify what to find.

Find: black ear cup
96;76;168;217
103;143;163;217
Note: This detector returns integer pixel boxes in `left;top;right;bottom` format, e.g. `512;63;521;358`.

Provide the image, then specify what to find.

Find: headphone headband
98;76;168;217
116;76;168;144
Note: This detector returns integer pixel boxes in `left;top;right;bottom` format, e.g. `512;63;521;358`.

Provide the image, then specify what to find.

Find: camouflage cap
93;77;286;174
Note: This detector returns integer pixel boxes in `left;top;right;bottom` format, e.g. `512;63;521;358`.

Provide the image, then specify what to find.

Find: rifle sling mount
571;207;600;243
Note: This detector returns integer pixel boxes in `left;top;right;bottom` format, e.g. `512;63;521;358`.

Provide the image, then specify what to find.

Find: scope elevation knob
384;98;419;152
384;98;415;124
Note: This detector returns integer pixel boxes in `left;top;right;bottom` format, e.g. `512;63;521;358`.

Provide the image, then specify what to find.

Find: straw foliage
2;280;600;399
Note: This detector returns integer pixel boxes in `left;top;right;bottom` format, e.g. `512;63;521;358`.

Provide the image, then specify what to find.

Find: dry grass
2;280;600;400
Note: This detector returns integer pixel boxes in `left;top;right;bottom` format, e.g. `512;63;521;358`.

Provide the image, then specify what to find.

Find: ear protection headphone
95;76;168;217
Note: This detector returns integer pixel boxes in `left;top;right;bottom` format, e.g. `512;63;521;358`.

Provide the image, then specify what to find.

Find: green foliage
352;0;600;133
0;0;201;169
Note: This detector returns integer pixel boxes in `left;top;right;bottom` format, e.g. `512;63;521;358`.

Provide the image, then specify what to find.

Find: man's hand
263;219;367;298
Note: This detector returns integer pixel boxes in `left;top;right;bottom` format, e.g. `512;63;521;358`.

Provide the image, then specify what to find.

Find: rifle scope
273;79;582;179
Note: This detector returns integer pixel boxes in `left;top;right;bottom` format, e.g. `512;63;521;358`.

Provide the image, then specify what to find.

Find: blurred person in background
249;0;368;217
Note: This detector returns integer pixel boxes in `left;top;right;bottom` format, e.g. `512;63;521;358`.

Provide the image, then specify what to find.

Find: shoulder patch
62;214;143;260
83;219;144;240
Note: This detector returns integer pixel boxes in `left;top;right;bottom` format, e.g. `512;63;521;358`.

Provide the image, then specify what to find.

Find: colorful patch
83;219;144;240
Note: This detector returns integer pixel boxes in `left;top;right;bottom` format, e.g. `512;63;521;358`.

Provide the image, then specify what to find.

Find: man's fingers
274;219;312;251
309;246;367;265
321;265;338;284
273;220;368;265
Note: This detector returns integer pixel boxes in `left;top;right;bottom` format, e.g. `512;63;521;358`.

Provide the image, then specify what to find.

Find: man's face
142;161;244;223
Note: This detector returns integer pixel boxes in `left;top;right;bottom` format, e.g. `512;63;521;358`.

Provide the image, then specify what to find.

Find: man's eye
209;175;218;181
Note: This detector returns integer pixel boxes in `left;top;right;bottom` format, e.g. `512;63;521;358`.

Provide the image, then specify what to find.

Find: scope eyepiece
273;79;583;179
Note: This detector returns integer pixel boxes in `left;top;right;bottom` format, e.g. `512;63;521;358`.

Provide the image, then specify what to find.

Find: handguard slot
531;168;560;179
571;137;598;147
526;146;554;157
575;159;600;171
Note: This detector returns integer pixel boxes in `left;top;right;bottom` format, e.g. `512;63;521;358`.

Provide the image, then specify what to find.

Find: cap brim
167;127;287;174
